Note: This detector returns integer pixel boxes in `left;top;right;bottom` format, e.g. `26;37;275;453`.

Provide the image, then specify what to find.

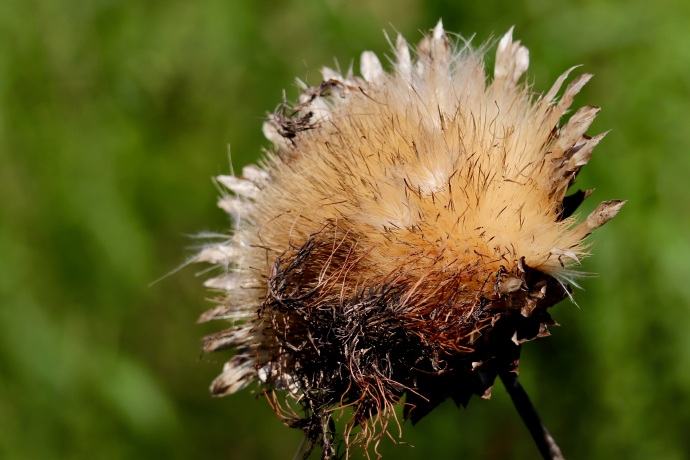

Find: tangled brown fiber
259;228;566;457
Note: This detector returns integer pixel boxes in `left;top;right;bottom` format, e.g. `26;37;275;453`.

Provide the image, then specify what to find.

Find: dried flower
195;21;623;458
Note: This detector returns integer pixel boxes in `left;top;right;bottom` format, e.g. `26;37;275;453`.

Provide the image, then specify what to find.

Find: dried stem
499;370;564;460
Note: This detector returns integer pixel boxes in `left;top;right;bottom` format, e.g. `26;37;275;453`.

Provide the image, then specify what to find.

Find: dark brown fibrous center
259;233;568;457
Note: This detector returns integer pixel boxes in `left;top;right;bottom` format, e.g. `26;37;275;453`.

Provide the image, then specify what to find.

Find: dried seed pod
195;21;623;458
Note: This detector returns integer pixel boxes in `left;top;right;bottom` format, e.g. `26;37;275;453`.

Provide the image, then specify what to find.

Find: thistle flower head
195;21;623;458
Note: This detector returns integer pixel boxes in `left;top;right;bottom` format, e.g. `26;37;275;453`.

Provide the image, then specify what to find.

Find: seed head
195;21;624;458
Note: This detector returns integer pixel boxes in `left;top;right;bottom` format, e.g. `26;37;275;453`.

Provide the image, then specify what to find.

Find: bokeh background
2;0;690;458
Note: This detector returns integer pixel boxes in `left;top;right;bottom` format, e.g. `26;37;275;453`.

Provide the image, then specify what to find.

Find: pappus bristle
193;20;624;458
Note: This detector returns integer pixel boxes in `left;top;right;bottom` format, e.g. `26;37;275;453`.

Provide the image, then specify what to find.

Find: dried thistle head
195;21;623;458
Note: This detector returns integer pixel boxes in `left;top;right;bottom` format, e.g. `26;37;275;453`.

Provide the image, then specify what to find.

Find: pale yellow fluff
197;20;623;398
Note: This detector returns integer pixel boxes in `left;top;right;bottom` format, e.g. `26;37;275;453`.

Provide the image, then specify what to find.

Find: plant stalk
499;370;565;460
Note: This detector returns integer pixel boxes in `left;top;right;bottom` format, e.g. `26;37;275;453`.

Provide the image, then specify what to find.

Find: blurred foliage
1;0;689;458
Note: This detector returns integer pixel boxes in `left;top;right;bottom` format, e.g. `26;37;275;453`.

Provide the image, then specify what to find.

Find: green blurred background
2;0;689;458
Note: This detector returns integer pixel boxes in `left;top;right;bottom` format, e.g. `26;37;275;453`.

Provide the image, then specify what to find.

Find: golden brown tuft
195;21;624;458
